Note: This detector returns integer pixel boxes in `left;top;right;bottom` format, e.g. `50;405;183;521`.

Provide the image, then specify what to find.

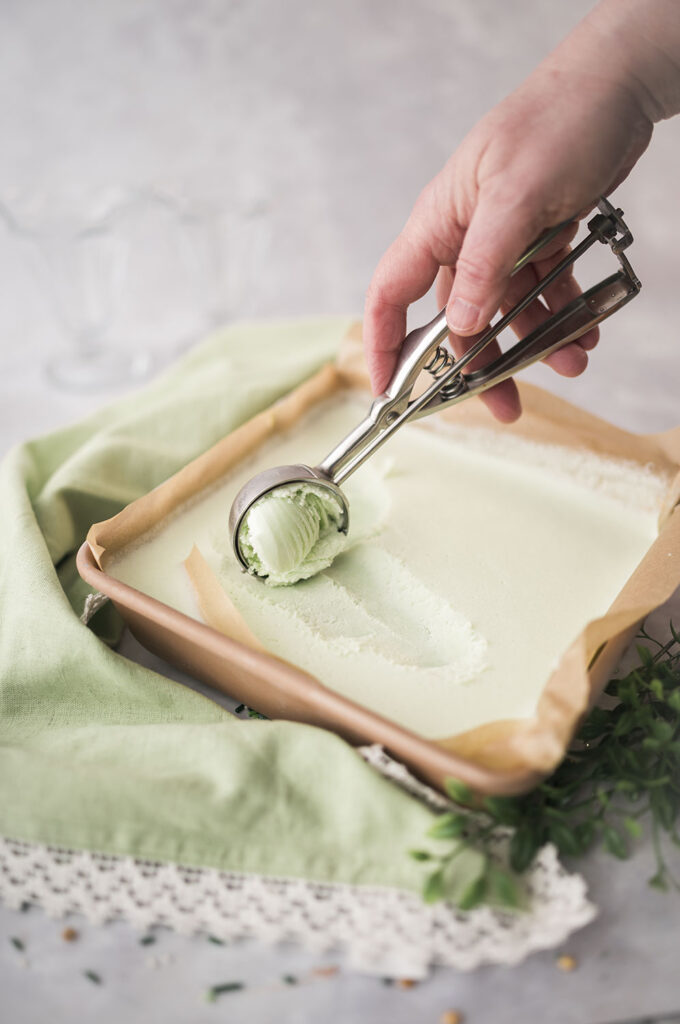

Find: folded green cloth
0;318;442;890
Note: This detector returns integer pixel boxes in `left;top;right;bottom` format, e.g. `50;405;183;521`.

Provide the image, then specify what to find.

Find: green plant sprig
410;622;680;907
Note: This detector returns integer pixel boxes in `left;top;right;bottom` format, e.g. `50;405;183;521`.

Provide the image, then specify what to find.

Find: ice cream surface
238;481;347;585
110;392;666;739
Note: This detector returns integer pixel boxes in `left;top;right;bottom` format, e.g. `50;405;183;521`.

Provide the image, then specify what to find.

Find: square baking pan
77;336;680;796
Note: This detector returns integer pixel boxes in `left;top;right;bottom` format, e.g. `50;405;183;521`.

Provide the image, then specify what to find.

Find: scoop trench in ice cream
238;481;348;585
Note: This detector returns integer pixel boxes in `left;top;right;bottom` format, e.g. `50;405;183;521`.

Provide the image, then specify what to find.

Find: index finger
363;191;465;395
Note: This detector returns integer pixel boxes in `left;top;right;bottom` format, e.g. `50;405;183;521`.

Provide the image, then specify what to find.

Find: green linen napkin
0;318;446;890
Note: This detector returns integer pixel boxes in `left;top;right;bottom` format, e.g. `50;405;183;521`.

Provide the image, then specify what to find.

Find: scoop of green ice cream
239;482;347;585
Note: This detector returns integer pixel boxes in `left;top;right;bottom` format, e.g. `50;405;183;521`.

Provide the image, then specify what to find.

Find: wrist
545;0;680;124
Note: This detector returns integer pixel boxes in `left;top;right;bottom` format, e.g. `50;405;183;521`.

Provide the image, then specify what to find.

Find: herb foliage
410;625;680;908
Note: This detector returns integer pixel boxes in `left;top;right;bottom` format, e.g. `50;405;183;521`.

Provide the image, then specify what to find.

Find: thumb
446;194;543;335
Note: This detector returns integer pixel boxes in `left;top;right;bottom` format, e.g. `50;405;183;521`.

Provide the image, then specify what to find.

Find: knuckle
365;269;404;319
483;174;537;216
365;250;399;305
455;247;501;289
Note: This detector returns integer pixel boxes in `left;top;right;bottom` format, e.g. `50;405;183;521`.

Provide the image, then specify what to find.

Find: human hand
363;10;658;421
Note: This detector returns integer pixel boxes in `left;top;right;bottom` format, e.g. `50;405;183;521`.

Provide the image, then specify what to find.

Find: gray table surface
1;2;679;1021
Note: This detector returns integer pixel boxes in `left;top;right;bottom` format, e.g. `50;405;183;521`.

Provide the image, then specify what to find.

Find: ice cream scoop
230;198;641;583
236;478;349;585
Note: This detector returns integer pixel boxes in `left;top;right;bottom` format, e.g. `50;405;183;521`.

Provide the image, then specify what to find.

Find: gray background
1;1;679;1022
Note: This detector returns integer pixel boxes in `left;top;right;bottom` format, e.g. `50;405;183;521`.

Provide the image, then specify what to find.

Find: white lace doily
0;751;596;978
0;834;595;978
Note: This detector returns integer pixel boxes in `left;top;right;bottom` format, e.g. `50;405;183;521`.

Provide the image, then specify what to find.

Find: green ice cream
239;482;348;585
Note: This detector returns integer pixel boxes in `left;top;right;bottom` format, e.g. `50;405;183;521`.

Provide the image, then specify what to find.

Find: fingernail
447;297;480;334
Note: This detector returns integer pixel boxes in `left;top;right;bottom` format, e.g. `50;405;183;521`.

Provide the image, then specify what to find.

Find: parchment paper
88;323;680;778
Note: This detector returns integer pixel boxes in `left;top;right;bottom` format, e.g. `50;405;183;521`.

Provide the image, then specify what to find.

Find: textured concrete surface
1;1;679;1021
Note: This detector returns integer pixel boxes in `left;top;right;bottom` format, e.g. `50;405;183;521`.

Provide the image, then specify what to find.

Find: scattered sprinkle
441;1012;464;1024
62;927;78;942
396;978;418;989
10;937;24;952
207;935;225;946
84;970;102;985
312;965;339;977
140;934;156;946
556;954;577;972
205;981;244;1002
282;974;298;985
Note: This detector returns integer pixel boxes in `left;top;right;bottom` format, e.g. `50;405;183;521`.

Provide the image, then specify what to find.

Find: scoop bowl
229;464;350;574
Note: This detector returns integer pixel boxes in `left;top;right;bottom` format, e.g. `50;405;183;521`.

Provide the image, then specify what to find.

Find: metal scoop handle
319;197;640;484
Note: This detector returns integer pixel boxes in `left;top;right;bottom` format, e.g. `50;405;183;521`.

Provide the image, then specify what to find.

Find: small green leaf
509;823;541;873
623;817;643;839
636;644;654;667
409;849;433;862
485;864;523;910
483;797;522;826
650;678;665;701
443;778;472;805
422;868;446;904
603;826;628;859
650;719;674;744
579;708;611;740
549;822;581;857
427;812;467;840
667;689;680;712
649;870;668;891
651;790;678;831
574;820;596;852
457;872;488;911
